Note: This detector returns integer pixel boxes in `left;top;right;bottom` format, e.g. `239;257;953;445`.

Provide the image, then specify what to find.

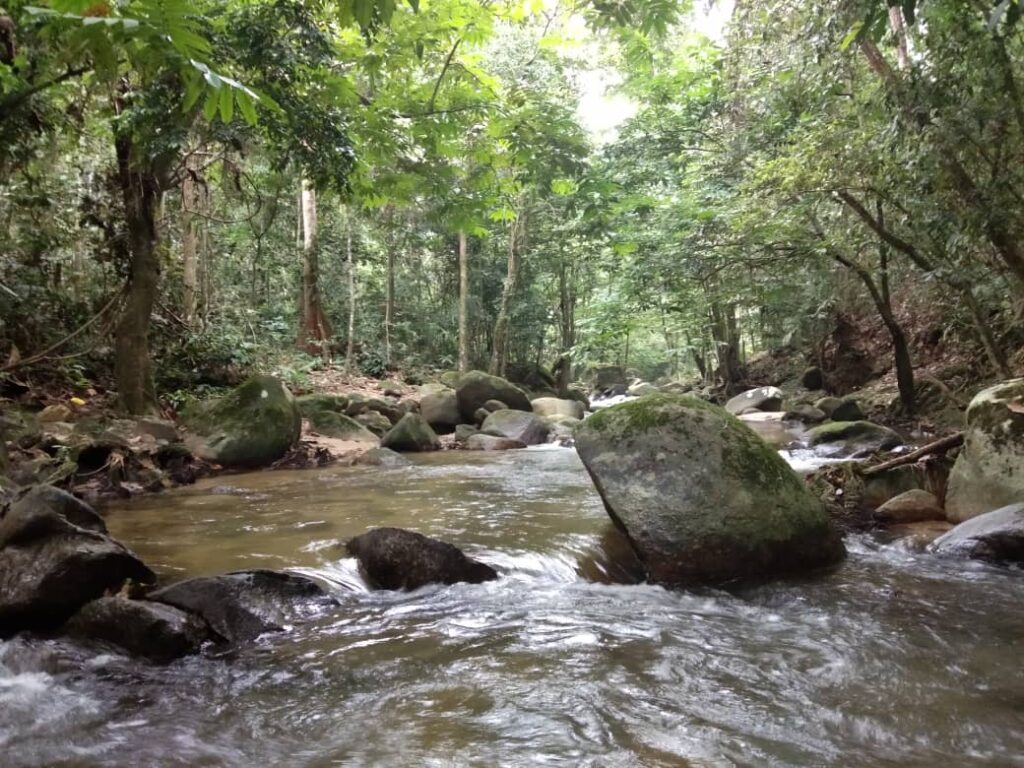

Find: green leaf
839;21;863;51
218;86;234;123
202;92;219;122
236;91;258;125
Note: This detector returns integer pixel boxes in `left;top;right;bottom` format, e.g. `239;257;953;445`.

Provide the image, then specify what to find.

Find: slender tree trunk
489;209;525;377
385;232;396;367
962;288;1013;377
298;179;331;360
113;133;160;415
458;230;469;373
555;257;575;396
709;300;742;389
345;205;356;373
181;150;201;325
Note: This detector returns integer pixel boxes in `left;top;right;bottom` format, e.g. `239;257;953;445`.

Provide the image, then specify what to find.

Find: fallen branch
861;432;964;476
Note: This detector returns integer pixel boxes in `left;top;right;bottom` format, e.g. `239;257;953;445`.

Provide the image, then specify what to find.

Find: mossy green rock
296;394;350;418
806;421;901;456
306;411;377;442
814;396;842;417
831;397;865;422
381;413;440;452
185;376;300;467
574;394;845;585
455;371;532;422
946;378;1024;522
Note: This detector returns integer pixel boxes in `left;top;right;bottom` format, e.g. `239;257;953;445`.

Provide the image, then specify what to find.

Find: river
2;447;1022;766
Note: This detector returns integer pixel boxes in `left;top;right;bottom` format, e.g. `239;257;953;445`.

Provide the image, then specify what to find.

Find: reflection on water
2;447;1022;767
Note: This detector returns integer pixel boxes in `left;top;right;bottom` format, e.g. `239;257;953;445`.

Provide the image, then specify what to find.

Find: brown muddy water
1;446;1022;767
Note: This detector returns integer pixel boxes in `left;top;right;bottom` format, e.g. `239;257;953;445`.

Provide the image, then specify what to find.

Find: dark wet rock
465;434;526;451
831;397;866;422
148;570;335;644
725;386;785;416
481;409;549;446
353;447;412;467
64;597;210;662
946;378;1024;522
347;527;498;590
783;404;826;424
575;395;845;585
801;367;824;390
381;413;440;452
419;388;461;434
806;421;901;457
930;503;1024;565
874;489;945;525
455;371;532;422
0;486;155;634
184;375;301;467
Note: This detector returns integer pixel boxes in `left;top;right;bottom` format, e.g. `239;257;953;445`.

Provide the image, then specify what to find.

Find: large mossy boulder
185;375;301;467
64;597;211;662
930;503;1024;565
945;379;1024;522
481;409;549;446
806;420;901;456
0;486;155;634
347;527;498;590
420;388;462;434
381;413;440;452
574;395;845;585
725;386;785;415
455;371;532;422
148;569;335;644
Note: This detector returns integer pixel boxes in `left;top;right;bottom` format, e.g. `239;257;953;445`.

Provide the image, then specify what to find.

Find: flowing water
2;446;1023;767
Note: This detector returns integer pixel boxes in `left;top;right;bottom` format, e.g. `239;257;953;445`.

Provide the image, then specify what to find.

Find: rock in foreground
574;395;845;585
930;503;1024;565
64;597;210;662
0;486;155;634
347;527;498;590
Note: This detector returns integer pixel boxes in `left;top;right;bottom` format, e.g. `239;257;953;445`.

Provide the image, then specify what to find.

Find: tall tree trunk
457;230;469;373
113;133;160;415
385;224;396;367
345;205;356;373
489;208;526;378
709;300;742;390
962;288;1013;378
181;150;200;325
297;179;331;360
555;257;575;396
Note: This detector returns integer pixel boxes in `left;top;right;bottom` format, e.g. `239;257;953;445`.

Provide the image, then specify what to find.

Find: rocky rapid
1;447;1022;767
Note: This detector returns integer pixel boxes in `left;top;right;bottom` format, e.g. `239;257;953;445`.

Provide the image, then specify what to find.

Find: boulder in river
831;397;866;422
575;395;845;585
806;421;901;457
466;433;526;451
531;397;585;420
353;447;412;467
725;386;784;415
185;375;301;467
783;403;827;424
0;485;155;634
64;596;210;662
381;413;440;452
945;378;1024;522
929;503;1024;565
455;371;532;422
481;409;549;446
419;388;461;434
148;569;335;644
814;396;842;418
306;410;378;443
347;527;498;590
874;489;945;525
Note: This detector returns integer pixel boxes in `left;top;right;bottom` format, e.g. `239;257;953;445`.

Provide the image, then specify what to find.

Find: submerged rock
347;527;498;590
945;378;1024;522
874;489;945;525
575;395;845;585
455;371;532;422
806;421;901;457
65;596;210;662
381;413;440;452
0;486;155;634
148;569;335;644
185;375;301;467
930;503;1024;565
465;434;526;451
481;409;549;446
725;386;784;415
353;447;412;467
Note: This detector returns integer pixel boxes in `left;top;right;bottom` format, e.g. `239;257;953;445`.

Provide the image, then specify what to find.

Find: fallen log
861;432;963;477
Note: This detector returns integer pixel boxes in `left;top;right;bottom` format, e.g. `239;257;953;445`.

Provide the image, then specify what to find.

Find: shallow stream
2;447;1022;766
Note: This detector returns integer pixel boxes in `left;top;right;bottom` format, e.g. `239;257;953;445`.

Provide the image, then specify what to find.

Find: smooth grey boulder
946;379;1024;522
531;397;585;420
725;386;785;415
347;527;498;590
455;370;532;422
419;388;461;434
806;421;901;456
381;413;440;452
0;486;155;634
481;409;549;446
930;503;1024;565
65;597;210;662
874;489;945;524
148;569;335;644
575;395;845;585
